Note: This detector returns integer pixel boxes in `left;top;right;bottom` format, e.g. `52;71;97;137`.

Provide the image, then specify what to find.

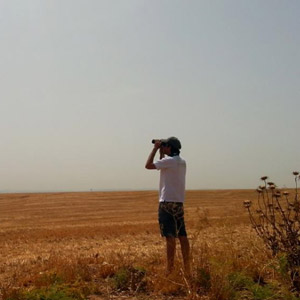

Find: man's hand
153;140;161;150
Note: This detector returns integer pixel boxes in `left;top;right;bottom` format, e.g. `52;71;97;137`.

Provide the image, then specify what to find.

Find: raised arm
145;141;161;169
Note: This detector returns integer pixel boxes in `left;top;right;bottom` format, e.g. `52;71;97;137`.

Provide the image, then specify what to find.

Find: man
145;137;190;275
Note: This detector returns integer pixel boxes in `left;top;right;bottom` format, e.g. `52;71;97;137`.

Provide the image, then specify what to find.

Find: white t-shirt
154;155;186;203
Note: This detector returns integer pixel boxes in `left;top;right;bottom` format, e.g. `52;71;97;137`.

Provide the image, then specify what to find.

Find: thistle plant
244;172;300;288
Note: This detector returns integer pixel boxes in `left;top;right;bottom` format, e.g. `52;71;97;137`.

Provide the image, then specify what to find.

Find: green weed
112;266;146;292
6;285;80;300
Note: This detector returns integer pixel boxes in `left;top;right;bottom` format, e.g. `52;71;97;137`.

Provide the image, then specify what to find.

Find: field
0;190;296;300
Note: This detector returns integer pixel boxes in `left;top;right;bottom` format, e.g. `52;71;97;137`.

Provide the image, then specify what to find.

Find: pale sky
1;0;300;192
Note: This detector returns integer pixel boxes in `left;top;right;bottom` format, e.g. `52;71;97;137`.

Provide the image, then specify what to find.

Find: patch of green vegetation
112;266;147;292
228;272;254;291
112;267;130;290
194;267;211;292
23;286;75;300
227;271;300;300
6;284;94;300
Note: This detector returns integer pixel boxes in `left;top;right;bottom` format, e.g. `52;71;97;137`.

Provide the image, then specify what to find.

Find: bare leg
166;237;176;274
179;236;190;275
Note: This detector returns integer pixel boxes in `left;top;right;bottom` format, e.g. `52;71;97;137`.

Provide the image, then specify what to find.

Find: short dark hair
169;145;180;156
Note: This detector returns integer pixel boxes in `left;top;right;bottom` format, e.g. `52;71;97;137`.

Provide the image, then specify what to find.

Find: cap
161;137;181;149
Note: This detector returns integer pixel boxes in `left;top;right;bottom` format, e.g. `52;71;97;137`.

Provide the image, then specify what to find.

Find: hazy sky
1;0;300;192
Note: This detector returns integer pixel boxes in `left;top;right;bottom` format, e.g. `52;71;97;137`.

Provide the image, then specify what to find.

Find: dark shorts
158;202;187;238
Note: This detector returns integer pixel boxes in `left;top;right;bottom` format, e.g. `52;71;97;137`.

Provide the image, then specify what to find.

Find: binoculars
151;139;168;147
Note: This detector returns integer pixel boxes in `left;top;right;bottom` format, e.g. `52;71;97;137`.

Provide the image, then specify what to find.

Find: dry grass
0;190;294;299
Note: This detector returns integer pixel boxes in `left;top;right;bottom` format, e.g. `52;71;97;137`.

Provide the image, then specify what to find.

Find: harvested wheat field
0;190;298;300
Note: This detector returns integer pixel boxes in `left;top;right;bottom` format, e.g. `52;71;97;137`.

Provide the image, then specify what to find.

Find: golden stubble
0;190;270;298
